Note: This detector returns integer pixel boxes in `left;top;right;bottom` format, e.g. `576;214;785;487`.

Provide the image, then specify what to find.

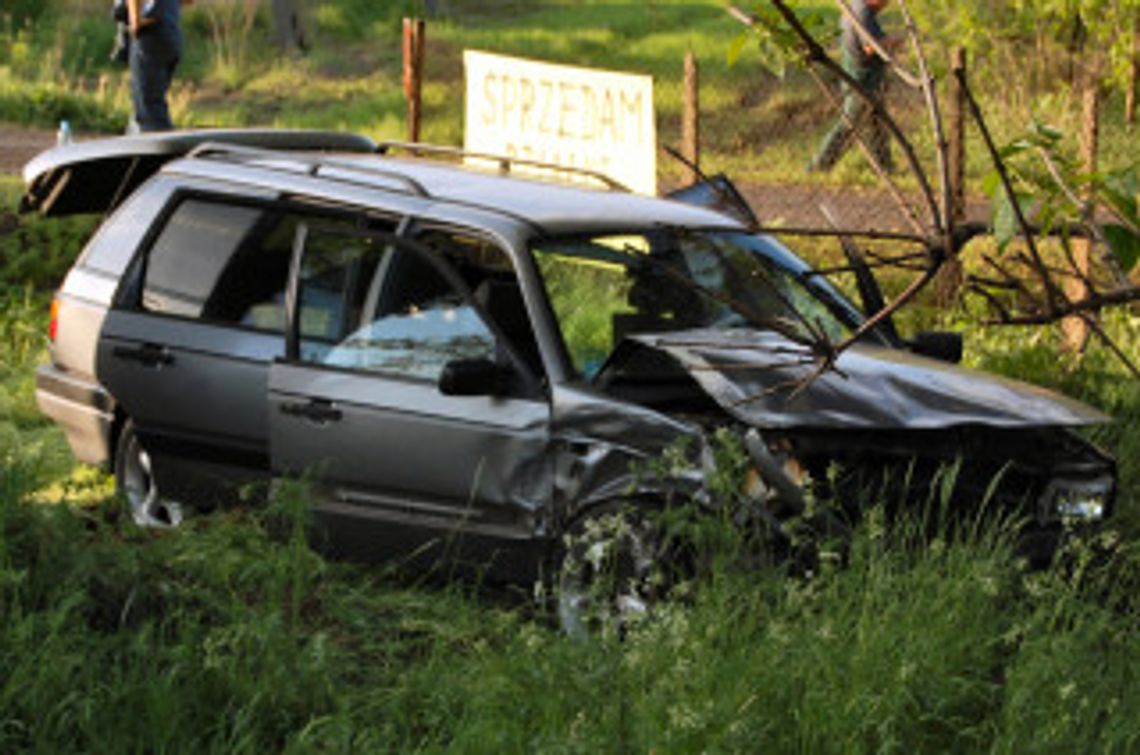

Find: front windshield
533;229;861;378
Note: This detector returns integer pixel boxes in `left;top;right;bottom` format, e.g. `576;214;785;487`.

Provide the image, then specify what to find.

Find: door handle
112;343;174;367
279;399;343;424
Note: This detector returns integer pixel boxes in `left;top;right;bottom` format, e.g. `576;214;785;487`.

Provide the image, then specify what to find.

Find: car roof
22;129;745;235
320;154;745;235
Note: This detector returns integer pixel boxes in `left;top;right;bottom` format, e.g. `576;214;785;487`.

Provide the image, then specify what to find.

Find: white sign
464;50;656;195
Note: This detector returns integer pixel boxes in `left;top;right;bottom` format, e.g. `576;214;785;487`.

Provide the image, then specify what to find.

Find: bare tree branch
895;0;954;255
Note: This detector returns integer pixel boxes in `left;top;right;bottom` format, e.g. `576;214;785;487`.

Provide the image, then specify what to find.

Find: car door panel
97;311;283;499
269;363;549;530
267;226;553;561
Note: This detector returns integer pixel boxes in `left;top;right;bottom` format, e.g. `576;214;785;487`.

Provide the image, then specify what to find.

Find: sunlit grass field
1;1;1134;183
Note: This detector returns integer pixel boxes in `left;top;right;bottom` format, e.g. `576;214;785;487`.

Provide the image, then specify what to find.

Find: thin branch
985;286;1140;324
836;262;940;352
896;0;954;254
1085;315;1140;381
957;68;1063;314
809;251;931;275
755;225;929;243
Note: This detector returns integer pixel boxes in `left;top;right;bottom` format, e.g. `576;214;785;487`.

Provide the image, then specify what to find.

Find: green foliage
2;445;1139;752
982;121;1140;272
729;4;834;79
0;215;99;293
0;77;126;133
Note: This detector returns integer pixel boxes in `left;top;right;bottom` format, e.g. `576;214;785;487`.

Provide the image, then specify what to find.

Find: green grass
4;1;1134;184
2;453;1138;751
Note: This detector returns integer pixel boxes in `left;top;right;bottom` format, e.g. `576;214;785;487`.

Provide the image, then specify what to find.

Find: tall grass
2;457;1138;752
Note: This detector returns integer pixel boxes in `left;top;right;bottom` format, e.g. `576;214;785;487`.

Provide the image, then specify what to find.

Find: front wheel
114;420;183;528
555;504;672;638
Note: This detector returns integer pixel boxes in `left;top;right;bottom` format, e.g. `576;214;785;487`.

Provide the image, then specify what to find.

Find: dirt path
0;125;54;176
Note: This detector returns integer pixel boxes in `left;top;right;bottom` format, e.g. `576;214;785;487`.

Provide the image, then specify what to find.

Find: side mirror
908;331;963;364
438;357;507;396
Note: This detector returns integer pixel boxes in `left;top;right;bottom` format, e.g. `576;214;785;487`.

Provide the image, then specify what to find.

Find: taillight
49;297;60;342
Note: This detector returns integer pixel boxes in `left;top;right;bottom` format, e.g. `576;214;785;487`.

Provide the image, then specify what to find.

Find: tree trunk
1062;55;1101;354
271;0;309;54
1127;18;1138;126
936;47;967;308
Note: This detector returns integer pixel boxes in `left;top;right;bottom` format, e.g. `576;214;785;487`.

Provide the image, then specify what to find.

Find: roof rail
186;141;431;198
377;140;631;193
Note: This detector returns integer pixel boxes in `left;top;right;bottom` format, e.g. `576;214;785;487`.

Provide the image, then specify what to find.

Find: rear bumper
35;364;114;467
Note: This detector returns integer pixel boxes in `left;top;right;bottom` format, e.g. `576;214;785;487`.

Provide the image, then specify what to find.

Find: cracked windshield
534;230;855;377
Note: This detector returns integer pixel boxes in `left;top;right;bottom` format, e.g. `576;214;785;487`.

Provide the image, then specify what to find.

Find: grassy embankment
2;1;1135;180
2;2;1139;751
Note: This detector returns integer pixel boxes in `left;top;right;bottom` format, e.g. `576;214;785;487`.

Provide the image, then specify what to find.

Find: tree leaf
1100;170;1139;226
1103;224;1140;273
727;32;748;67
992;192;1032;252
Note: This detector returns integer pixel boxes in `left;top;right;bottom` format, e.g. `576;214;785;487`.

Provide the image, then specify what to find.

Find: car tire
114;419;183;528
555;502;672;638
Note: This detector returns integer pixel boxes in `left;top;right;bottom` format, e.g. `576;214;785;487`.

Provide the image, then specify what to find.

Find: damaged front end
534;225;1115;566
560;331;1116;567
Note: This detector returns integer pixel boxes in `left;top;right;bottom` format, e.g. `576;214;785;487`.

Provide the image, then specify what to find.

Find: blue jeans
129;32;180;132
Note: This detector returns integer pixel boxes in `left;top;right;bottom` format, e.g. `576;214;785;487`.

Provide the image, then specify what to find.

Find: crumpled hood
628;329;1109;430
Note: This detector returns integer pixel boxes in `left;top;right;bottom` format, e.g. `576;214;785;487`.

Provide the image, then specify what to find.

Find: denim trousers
129;33;180;132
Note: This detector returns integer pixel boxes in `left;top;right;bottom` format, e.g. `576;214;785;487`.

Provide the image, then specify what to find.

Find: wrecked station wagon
24;129;1116;621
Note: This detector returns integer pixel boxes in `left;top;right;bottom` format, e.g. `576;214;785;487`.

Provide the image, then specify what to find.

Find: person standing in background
808;0;898;173
126;0;191;132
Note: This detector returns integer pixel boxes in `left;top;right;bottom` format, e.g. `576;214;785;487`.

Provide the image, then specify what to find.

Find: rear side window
79;180;177;276
143;200;267;319
140;197;366;332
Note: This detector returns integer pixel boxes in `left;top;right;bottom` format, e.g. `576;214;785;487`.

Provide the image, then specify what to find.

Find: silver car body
26;129;1115;574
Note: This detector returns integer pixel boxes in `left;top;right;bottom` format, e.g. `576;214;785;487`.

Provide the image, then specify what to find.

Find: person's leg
810;86;867;172
867;105;894;172
128;39;145;133
132;38;176;131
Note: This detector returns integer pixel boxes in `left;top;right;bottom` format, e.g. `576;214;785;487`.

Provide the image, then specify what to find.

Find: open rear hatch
21;128;378;217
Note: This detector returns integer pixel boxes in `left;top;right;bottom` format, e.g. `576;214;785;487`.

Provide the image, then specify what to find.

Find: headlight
1039;475;1113;522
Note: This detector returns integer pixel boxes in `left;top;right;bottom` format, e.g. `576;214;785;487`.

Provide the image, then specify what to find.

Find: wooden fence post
403;18;426;143
682;50;700;184
935;47;967;307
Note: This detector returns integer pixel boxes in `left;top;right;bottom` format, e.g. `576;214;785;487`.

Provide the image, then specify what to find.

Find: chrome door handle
279;399;343;423
112;343;174;367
